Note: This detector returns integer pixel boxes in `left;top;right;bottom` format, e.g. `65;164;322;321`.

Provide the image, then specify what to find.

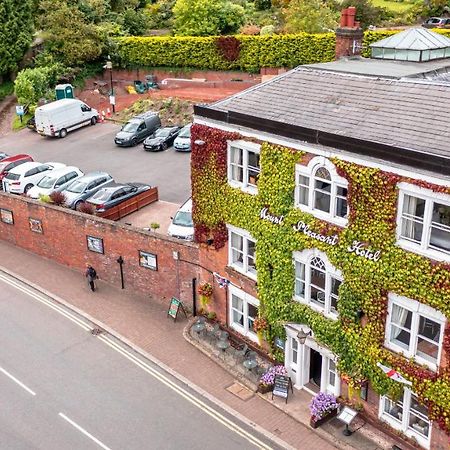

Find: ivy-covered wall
191;123;450;436
115;30;450;72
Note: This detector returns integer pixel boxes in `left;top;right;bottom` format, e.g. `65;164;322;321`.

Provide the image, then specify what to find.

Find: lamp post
106;56;115;113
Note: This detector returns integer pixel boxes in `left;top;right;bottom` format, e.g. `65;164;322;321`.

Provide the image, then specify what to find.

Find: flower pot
309;408;338;429
257;330;264;346
257;383;273;394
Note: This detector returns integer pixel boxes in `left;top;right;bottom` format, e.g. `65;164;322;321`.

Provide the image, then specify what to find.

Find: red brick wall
0;194;200;308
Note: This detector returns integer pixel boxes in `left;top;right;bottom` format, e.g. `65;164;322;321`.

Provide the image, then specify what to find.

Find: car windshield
66;181;87;193
122;122;139;132
178;127;191;138
37;176;57;188
155;128;171;138
173;211;193;227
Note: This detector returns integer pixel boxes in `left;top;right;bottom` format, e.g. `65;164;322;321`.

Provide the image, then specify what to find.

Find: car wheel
24;184;33;194
59;128;68;138
131;138;138;147
161;142;168;151
90;116;97;125
74;200;82;211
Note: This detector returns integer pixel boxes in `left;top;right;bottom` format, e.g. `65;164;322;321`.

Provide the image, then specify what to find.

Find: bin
55;84;74;100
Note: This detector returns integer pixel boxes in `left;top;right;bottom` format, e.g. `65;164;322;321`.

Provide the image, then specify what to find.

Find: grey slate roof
205;66;450;160
370;27;450;50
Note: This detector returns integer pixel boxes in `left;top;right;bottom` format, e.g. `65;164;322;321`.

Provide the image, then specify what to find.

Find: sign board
167;297;187;322
271;375;292;404
274;337;285;350
15;105;24;116
337;406;358;425
109;95;116;106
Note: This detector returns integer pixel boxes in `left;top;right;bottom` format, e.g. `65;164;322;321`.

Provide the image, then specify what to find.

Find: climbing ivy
191;123;450;435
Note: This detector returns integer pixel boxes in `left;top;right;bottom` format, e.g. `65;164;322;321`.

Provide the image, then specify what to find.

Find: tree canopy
0;0;34;78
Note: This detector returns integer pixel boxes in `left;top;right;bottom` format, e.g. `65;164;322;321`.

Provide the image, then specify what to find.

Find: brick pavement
0;239;369;450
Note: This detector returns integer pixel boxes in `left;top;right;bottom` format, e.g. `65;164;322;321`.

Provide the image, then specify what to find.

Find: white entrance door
285;325;340;396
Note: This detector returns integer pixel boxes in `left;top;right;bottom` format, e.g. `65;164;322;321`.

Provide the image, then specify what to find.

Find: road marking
0;273;91;332
0;366;36;396
59;413;112;450
99;335;273;450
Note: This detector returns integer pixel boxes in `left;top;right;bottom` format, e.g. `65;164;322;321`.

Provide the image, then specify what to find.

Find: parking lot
0;122;191;205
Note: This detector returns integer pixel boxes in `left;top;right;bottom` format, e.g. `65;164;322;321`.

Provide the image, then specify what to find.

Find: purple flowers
259;365;288;386
309;392;339;420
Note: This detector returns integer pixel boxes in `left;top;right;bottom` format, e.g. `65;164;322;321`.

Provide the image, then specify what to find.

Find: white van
35;99;99;138
168;198;194;241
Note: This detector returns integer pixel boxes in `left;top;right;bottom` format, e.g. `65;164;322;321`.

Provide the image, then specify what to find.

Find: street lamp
297;327;312;345
106;55;115;113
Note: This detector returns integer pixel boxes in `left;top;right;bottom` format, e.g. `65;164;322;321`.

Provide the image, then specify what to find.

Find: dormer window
295;157;348;226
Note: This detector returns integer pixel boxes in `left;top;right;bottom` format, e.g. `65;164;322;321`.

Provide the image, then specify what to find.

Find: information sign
271;375;293;404
167;297;187;322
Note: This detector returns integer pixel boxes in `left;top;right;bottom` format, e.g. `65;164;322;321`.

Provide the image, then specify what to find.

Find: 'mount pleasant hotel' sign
259;207;382;261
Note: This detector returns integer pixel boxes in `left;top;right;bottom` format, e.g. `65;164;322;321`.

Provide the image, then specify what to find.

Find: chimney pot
340;8;348;27
347;6;356;28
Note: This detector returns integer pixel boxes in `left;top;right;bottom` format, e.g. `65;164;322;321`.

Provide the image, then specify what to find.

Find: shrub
239;24;261;35
259;25;275;35
309;392;339;419
78;202;95;215
215;36;241;62
49;191;67;206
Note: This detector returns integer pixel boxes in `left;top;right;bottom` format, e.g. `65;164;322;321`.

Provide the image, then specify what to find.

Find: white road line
99;335;273;450
0;366;36;396
59;413;112;450
0;273;91;332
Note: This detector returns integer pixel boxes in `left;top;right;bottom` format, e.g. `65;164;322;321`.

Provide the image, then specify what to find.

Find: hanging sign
167;297;187;322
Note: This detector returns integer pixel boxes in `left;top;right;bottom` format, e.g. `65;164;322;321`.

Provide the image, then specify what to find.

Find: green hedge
115;29;450;72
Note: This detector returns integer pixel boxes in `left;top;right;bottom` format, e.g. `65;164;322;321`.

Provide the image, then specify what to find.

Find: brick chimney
335;7;363;59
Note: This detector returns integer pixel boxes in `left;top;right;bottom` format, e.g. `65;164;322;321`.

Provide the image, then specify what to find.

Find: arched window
293;249;342;319
295;157;348;226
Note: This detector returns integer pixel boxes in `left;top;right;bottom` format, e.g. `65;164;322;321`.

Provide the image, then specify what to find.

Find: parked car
35;98;98;138
62;171;114;209
85;182;152;212
0;154;34;188
26;116;36;131
0;152;9;161
173;124;192;152
422;17;450;28
143;126;181;151
114;111;161;147
168;198;194;241
3;162;66;194
27;166;84;199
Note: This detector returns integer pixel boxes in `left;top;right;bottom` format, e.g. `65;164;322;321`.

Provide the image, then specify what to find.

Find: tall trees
0;0;34;78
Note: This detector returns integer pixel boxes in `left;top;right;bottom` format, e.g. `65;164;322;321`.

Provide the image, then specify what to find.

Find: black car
85;182;151;212
143;126;181;151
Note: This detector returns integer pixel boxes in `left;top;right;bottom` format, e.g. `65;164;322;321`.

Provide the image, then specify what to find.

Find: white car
168;198;194;240
27;166;84;199
3;162;66;194
173;124;192;152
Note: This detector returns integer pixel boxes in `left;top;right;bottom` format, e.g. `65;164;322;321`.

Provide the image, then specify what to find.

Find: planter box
257;383;273;394
310;408;338;429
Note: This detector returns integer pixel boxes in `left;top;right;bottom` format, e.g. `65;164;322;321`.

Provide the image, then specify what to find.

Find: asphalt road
0;272;281;450
0;124;191;204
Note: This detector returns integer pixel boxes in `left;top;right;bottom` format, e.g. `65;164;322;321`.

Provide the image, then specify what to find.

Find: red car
0;154;34;187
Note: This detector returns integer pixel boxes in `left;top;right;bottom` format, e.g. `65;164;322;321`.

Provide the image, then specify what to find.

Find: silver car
173;124;192;152
62;171;114;209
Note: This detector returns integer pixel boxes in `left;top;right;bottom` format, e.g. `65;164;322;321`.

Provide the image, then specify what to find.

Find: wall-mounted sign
274;337;285;350
0;208;13;225
292;221;339;246
29;218;43;233
139;250;157;270
260;207;284;225
348;241;381;261
86;235;104;254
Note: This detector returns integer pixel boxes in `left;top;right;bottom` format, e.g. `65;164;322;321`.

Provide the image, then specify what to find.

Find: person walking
85;263;98;292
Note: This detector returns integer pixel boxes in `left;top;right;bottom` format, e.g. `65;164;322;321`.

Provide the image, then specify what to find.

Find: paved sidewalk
0;240;385;450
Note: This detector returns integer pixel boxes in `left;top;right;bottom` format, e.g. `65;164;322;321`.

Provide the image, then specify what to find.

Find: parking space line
59;413;112;450
0;366;36;396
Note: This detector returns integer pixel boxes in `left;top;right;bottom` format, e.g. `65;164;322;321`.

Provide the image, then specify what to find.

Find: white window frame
295;156;348;227
293;249;342;320
227;225;257;280
227;140;261;195
385;293;445;371
228;285;259;342
379;389;431;449
396;183;450;262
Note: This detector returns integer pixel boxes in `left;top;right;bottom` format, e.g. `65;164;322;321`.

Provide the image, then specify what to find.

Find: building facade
191;27;450;449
